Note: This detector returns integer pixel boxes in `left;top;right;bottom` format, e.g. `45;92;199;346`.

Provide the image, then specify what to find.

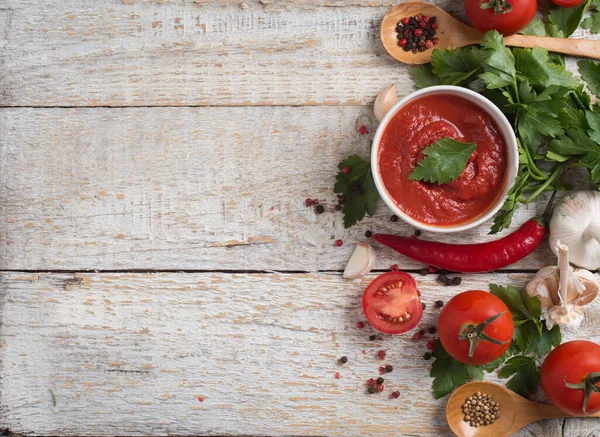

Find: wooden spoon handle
504;34;600;60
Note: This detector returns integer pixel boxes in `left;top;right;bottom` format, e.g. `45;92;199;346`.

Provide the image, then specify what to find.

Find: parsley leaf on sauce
409;137;476;185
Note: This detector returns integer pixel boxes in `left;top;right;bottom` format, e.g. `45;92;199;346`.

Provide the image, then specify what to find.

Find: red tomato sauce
378;94;507;226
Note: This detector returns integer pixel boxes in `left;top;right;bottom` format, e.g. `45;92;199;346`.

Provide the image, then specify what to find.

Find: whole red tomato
438;290;513;365
551;0;585;6
541;341;600;416
465;0;537;35
362;271;423;334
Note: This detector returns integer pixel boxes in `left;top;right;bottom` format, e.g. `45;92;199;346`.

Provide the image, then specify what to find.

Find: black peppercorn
420;36;426;42
419;329;426;336
369;334;377;341
377;377;384;385
424;352;432;360
368;386;377;394
365;230;373;238
430;16;436;22
418;46;426;52
418;41;425;47
340;356;348;364
435;300;444;308
315;205;325;214
385;365;393;373
391;214;399;222
421;302;426;310
403;45;411;52
414;229;422;237
452;277;462;285
428;326;437;334
437;274;448;284
419;267;429;276
444;277;453;286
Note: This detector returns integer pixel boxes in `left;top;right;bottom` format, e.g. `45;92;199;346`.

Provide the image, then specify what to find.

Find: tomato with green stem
362;271;423;334
465;0;537;35
438;290;513;365
542;341;600;416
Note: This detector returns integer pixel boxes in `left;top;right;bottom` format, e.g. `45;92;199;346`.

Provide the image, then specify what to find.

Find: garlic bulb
374;85;398;122
527;241;599;331
550;191;600;270
343;242;376;279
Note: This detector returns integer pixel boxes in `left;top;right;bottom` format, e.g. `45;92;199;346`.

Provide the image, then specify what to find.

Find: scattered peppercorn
419;267;429;276
391;390;401;399
385;365;393;373
367;378;376;387
379;366;386;375
340;356;348;364
426;341;435;350
428;266;438;273
437;274;448;284
414;229;422;237
419;329;426;336
335;204;342;211
377;384;384;392
390;264;399;271
377;350;386;360
452;276;462;286
412;332;422;341
365;230;373;238
396;14;438;54
342;166;350;174
377;377;384;385
462;392;501;427
368;386;377;394
428;326;437;334
390;214;399;222
423;352;432;360
315;205;325;214
335;372;341;379
356;321;365;329
422;302;426;310
435;300;445;308
335;239;343;247
369;334;377;341
305;198;314;207
359;125;369;135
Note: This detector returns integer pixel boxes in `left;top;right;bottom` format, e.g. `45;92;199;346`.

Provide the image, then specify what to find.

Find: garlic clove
545;303;584;332
550;191;600;270
526;266;559;309
570;268;599;306
374;85;398;122
343;242;375;279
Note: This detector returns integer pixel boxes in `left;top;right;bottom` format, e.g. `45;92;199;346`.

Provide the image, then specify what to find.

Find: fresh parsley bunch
431;284;561;399
412;28;600;233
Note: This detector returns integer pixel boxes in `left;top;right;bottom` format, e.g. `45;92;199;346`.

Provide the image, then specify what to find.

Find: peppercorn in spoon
381;2;600;65
446;381;600;437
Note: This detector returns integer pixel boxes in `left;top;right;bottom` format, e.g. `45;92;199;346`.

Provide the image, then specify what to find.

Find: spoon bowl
381;2;600;64
446;381;600;437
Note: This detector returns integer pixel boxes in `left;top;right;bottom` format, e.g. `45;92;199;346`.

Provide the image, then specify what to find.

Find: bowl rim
371;85;519;234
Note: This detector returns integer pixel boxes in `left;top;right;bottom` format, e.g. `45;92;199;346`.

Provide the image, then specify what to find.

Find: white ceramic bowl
371;85;518;233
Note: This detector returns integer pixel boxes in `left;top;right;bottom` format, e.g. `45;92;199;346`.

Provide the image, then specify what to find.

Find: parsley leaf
431;341;484;399
498;356;539;397
587;110;600;143
411;64;440;89
536;325;562;358
479;31;516;89
578;60;600;97
582;11;600;33
431;47;483;85
549;0;592;37
334;155;378;228
409;137;476;184
514;48;579;89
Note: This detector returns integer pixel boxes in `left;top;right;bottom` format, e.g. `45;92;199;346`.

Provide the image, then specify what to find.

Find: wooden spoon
446;381;600;437
381;2;600;64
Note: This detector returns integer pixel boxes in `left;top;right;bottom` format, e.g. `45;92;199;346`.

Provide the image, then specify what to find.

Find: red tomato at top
362;271;423;334
541;340;600;416
465;0;537;36
551;0;585;7
438;290;513;365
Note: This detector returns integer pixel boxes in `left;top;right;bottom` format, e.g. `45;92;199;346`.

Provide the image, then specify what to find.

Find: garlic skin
374;85;398;122
528;240;600;331
343;242;376;279
550;191;600;270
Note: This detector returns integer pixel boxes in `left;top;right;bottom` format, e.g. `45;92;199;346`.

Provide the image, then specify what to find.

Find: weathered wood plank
0;0;596;107
1;271;598;436
0;106;566;271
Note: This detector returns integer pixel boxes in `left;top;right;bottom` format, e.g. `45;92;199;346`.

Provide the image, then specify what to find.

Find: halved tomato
362;271;423;334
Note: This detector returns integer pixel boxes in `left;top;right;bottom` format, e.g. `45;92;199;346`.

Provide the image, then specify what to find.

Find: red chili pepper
372;218;546;273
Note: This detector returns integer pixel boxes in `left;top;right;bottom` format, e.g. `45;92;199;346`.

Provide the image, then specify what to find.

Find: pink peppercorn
398;38;407;47
431;22;438;29
425;40;433;49
432;37;439;45
426;341;435;350
342;166;350;174
377;350;386;360
412;332;422;342
377;384;384;392
390;264;399;271
414;28;423;37
359;125;368;135
419;20;428;29
367;378;376;387
356;321;365;329
391;391;400;398
379;366;386;375
335;372;341;379
335;239;343;247
305;198;313;207
402;17;409;25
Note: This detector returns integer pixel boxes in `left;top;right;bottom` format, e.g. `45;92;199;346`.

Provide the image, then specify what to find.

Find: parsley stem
571;91;588;112
522;143;545;179
522;164;564;204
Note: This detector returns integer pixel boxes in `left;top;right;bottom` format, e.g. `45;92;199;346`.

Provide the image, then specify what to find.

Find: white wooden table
1;1;599;436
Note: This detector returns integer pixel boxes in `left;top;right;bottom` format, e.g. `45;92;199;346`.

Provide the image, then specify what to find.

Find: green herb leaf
334;155;378;228
514;48;579;89
408;137;476;185
536;324;562;358
550;128;600;156
587;110;600;144
549;0;592;37
479;31;517;89
582;12;600;33
431;47;483;85
579;60;600;97
411;64;440;89
498;355;539;397
431;341;484;399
